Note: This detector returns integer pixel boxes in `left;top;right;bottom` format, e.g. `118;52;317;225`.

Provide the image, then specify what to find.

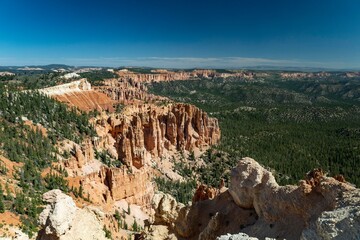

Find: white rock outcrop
217;233;277;240
38;189;108;240
301;189;360;240
38;78;91;96
39;190;77;236
217;233;260;240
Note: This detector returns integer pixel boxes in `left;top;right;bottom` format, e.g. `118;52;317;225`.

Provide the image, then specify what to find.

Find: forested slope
149;74;360;186
0;85;95;235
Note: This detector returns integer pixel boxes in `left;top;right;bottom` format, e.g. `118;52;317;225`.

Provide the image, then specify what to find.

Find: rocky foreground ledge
37;157;360;240
151;157;360;240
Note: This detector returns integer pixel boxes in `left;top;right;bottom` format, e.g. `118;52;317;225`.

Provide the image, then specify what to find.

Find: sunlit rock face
38;189;107;240
39;79;114;112
106;103;220;169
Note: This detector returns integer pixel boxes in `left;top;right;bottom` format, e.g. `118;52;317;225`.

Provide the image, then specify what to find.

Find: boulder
227;157;356;240
39;190;77;237
38;190;108;240
152;192;185;226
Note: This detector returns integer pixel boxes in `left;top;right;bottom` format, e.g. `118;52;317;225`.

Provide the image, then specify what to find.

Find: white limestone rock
39;189;77;237
38;189;108;240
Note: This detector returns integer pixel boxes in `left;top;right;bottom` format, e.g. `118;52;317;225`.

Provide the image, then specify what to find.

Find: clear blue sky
0;0;360;68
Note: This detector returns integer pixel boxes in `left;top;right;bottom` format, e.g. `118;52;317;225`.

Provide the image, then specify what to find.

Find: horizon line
0;56;359;71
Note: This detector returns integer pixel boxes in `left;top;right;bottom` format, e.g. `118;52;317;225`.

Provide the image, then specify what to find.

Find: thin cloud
0;56;354;69
63;56;330;68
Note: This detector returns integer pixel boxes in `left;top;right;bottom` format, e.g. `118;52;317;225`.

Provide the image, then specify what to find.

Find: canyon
59;100;220;206
1;70;360;240
31;77;220;239
38;75;360;240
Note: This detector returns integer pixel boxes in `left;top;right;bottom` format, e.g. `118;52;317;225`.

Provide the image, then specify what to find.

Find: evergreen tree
0;184;5;213
132;219;139;232
78;184;83;198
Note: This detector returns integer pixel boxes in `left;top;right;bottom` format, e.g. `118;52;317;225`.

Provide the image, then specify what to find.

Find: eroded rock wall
95;78;167;104
106;103;220;169
116;69;217;83
82;165;155;207
115;69;262;83
60;102;220;209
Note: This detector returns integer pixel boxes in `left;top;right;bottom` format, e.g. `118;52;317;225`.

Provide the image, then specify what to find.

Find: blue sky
0;0;359;68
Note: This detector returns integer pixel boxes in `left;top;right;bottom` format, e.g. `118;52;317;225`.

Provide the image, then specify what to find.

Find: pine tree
0;184;6;213
78;184;83;198
132;219;138;232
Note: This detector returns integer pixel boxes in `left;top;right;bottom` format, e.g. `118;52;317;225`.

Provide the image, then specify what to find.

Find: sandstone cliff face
115;69;263;83
105;103;220;169
39;79;114;112
116;69;217;83
82;164;155;207
76;103;220;206
59;102;220;209
58;138;155;207
54;90;114;112
95;78;167;104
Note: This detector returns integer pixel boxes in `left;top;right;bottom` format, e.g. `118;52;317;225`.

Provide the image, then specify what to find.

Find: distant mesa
115;68;259;83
